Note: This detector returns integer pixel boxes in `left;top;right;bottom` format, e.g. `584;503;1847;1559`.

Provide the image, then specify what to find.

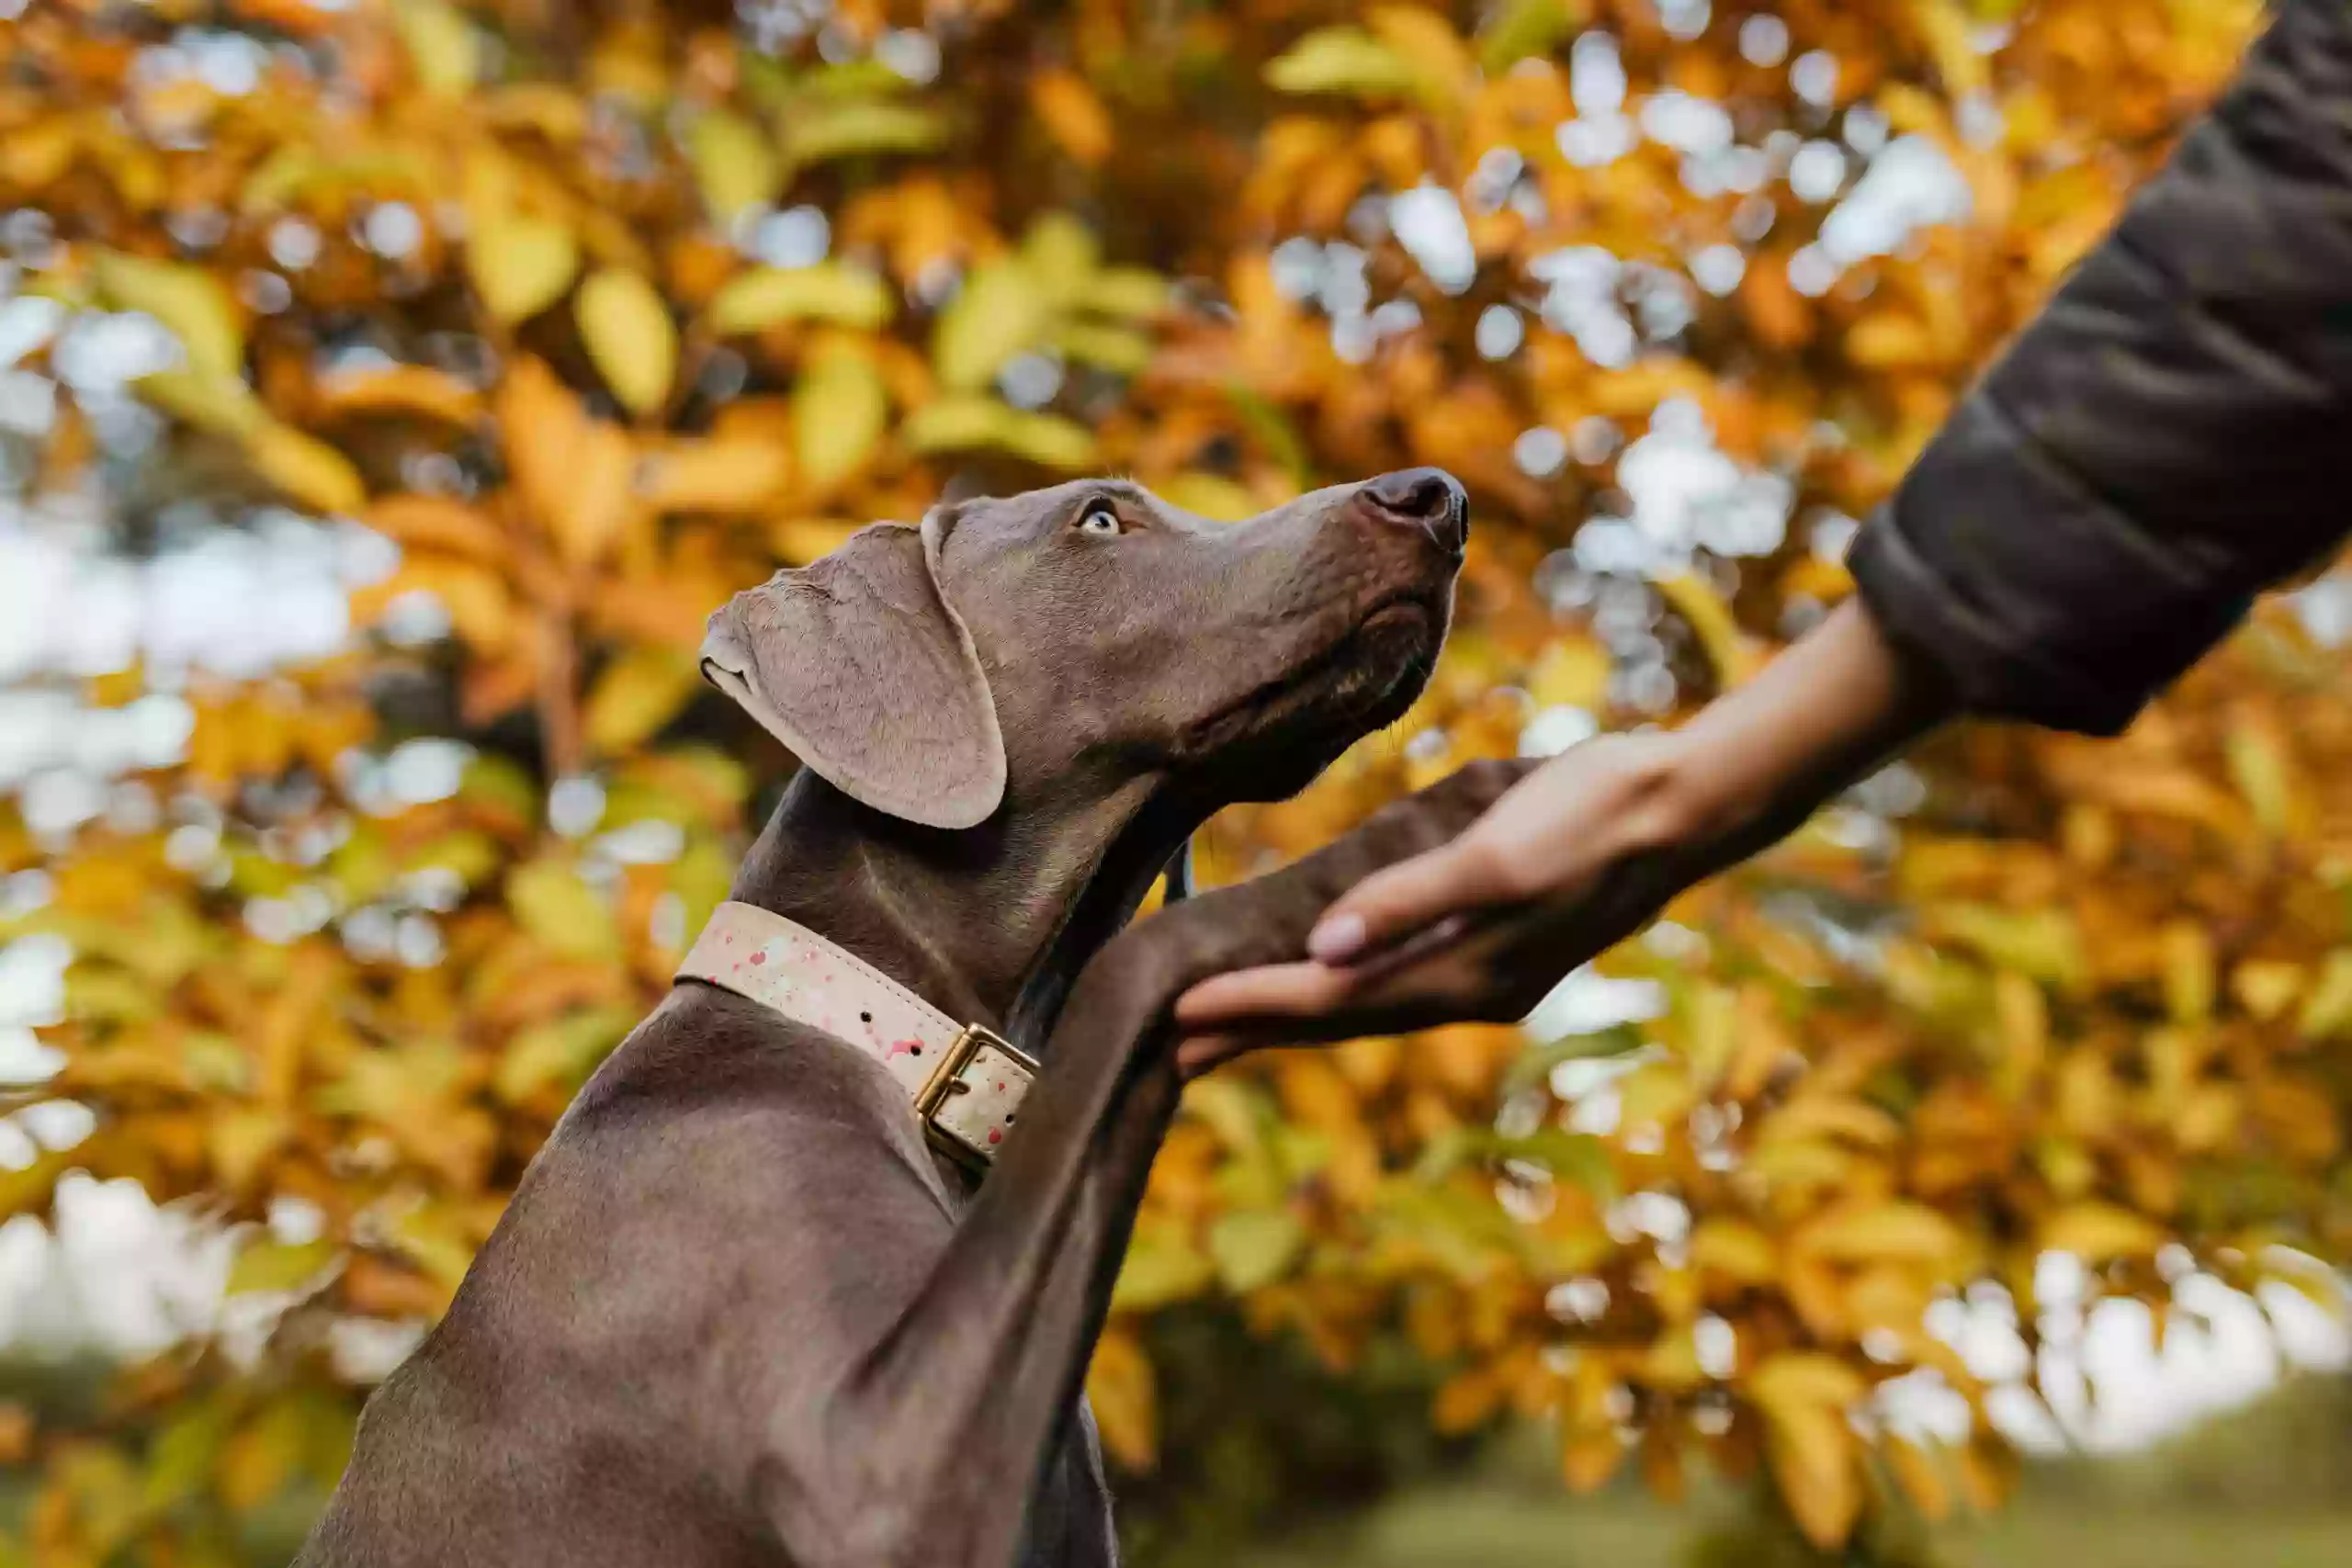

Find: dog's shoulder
562;984;919;1143
528;984;966;1252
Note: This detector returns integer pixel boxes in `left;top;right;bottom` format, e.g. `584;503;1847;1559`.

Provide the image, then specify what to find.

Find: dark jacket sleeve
1849;0;2352;736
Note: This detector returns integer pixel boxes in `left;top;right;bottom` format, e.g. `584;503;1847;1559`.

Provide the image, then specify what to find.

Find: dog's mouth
1175;588;1448;772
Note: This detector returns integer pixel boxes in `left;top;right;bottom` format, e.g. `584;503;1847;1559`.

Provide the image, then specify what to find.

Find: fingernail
1308;913;1366;963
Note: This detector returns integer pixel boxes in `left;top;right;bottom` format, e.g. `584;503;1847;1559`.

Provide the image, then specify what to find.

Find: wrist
1647;598;1955;866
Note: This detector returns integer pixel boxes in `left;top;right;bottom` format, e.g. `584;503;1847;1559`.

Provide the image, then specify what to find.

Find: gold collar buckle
913;1021;1038;1171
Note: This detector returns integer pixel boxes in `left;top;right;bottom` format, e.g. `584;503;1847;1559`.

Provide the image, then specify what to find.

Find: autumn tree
2;0;2343;1562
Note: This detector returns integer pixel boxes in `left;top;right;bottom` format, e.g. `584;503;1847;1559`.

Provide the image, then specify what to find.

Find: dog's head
699;469;1467;829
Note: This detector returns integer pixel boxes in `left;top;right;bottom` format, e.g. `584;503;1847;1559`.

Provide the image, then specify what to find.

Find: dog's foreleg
818;761;1538;1568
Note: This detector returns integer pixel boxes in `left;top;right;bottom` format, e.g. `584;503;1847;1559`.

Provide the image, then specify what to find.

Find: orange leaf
353;554;514;653
1560;1427;1626;1494
316;363;485;425
1085;1326;1159;1472
498;356;638;570
637;436;792;515
1030;70;1113;167
363;494;512;564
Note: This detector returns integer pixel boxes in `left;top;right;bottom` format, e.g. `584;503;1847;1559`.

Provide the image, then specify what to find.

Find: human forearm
1654;595;1958;875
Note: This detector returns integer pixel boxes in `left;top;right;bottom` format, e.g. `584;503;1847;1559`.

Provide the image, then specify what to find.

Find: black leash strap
1160;839;1195;903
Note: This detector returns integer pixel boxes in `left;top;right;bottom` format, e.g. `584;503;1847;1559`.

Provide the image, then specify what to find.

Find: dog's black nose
1363;467;1469;555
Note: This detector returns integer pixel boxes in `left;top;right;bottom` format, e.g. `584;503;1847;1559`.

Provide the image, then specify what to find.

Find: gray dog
297;469;1535;1568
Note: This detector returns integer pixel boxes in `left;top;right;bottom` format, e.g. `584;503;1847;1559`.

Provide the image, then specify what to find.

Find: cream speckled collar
675;900;1034;1170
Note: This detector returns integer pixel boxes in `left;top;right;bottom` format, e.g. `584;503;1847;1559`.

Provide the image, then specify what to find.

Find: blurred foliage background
1;0;2350;1563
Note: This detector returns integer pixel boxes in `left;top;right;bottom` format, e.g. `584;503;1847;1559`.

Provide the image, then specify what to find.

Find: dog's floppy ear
699;511;1006;829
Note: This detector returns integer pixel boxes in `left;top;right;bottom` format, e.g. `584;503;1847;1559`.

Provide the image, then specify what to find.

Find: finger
1173;961;1357;1030
1174;1032;1247;1077
1307;838;1514;964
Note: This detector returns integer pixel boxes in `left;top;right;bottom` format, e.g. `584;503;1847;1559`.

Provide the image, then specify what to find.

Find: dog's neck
726;769;1192;1047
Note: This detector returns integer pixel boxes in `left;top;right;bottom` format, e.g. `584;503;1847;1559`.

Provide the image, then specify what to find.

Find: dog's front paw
1123;757;1543;988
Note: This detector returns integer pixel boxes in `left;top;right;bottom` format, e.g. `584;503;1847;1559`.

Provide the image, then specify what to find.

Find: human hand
1170;733;1702;1072
1171;599;1955;1072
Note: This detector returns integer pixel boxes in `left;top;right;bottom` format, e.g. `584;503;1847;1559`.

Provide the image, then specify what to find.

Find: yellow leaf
508;859;621;962
226;1237;337;1296
1638;1325;1707;1392
393;0;481;96
1749;1351;1868;1413
1051;319;1155;376
1559;1427;1626;1494
770;517;865;564
1022;212;1102;299
1265;27;1419;97
2040;1201;2165;1263
0;115;76;190
584;646;701;755
1653;572;1760;685
495;1009;635;1103
1112;1224;1216;1312
1086;1328;1159;1472
793;340;888;496
1159;473;1260;523
933;256;1051;391
134;367;265;438
707;263;897;333
388;1201;481;1292
1367;6;1476;104
687;108;783;225
208;1108;291;1191
468;211;580;324
1953;1438;2011;1514
1479;0;1591;73
1206;1208;1306;1292
219;1399;305;1512
1924;903;2086;991
93;250;243;381
247;423;367;515
2160;919;2214;1025
904;395;1097;469
1758;1094;1903;1148
1075;267;1171;321
1796;1201;1963;1266
1526;638;1610;711
637;436;792;513
481;84;592;142
1909;0;1988;97
1743;1137;1856;1192
576;267;677;417
1690;1219;1778;1283
2231;959;2303;1022
1613;1060;1692;1132
0;1148;74;1219
353;554;513;652
1884;1436;1954;1523
779;100;946;165
2297;950;2352;1039
2225;716;2299;838
1764;1401;1863;1550
1848;310;1937;367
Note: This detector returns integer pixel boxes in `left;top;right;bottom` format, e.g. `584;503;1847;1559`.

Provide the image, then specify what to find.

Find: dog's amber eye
1076;503;1123;536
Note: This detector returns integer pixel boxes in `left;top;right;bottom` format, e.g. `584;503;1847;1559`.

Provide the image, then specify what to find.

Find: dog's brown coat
297;470;1524;1568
